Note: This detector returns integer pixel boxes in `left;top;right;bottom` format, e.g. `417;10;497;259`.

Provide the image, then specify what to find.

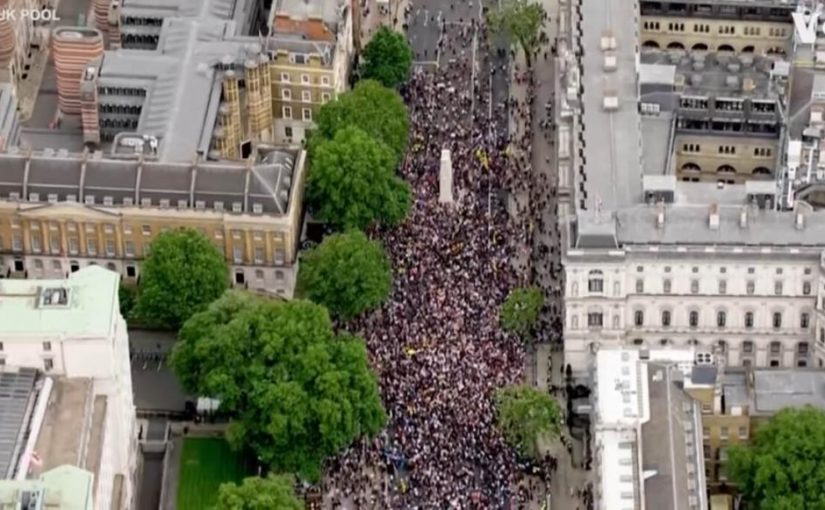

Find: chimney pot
739;207;748;228
796;212;805;230
709;203;720;230
656;201;665;228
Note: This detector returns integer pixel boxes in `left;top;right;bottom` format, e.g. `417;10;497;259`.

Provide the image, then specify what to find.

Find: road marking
422;8;428;26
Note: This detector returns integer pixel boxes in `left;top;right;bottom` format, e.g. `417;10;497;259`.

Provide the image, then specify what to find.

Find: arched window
642;40;661;49
588;270;604;293
718;44;735;52
752;167;771;176
571;282;579;297
745;311;754;328
742;45;755;53
662;310;672;327
689;310;699;328
717;164;736;174
717;310;727;328
681;162;701;173
667;41;685;50
691;43;708;51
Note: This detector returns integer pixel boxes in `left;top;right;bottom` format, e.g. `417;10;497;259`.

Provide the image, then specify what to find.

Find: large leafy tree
215;474;302;510
360;26;413;89
170;292;386;481
297;230;392;320
729;407;825;509
132;229;228;329
306;126;411;230
312;79;409;162
487;0;546;68
495;385;561;460
500;287;544;340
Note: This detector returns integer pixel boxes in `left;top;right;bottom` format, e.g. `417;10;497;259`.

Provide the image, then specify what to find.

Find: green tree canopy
131;229;228;329
495;385;561;460
215;474;302;510
306;126;411;230
500;287;544;340
170;292;386;481
312;79;409;161
728;407;825;509
360;27;413;88
487;0;546;67
297;230;392;319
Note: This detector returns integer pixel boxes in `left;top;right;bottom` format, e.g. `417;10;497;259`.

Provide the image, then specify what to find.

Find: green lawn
177;437;250;510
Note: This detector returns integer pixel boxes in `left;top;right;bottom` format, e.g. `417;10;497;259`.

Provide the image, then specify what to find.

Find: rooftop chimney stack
656;200;665;228
709;203;720;230
796;211;805;230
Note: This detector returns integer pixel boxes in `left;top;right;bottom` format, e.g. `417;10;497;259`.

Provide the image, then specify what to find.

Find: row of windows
279;73;332;87
0;341;51;352
679;97;777;113
642;21;788;38
634;265;809;275
281;106;313;121
10;220;287;243
632;277;808;296
680;144;773;158
627;338;809;358
280;89;332;103
2;230;287;263
632;309;810;329
704;430;748;450
582;272;812;296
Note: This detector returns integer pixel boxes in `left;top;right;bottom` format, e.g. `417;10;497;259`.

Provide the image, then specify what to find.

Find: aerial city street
2;0;825;509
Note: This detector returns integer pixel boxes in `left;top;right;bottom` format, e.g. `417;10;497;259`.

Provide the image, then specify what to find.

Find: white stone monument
439;149;454;204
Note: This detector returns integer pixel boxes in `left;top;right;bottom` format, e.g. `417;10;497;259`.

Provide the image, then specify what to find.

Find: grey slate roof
579;0;643;211
614;205;825;246
641;363;702;510
0;148;299;215
0;368;38;479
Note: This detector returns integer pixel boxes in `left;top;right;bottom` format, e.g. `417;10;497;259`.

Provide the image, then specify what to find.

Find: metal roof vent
39;287;70;308
603;53;617;71
602;90;619;111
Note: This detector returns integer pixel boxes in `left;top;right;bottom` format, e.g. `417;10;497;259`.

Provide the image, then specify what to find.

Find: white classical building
592;348;708;510
564;204;825;374
558;0;825;377
0;266;138;510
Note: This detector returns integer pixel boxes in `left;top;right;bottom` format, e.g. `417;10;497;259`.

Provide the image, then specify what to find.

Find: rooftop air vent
39;287;70;307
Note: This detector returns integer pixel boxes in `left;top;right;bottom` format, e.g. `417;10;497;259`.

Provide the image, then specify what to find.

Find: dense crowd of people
323;6;565;509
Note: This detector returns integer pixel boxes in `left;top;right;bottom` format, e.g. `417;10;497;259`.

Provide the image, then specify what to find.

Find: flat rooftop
579;0;643;210
594;349;706;510
640;50;777;99
752;370;825;413
0;266;118;339
614;205;825;246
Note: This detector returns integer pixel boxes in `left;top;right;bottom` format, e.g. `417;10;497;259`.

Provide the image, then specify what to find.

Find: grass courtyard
177;437;251;510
